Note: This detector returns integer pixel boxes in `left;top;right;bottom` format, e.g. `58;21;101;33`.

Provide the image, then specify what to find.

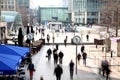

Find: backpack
29;64;34;70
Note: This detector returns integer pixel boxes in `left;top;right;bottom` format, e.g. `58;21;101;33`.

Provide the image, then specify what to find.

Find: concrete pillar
84;12;87;24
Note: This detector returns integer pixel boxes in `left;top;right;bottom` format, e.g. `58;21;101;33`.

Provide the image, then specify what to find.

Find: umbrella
0;44;30;58
0;54;22;65
0;56;19;75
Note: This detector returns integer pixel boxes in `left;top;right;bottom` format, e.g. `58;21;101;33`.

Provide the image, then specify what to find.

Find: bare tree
18;6;28;27
100;0;120;37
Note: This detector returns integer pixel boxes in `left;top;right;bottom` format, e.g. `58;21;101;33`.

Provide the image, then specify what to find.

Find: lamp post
72;36;80;75
104;33;109;60
51;29;55;48
79;30;83;44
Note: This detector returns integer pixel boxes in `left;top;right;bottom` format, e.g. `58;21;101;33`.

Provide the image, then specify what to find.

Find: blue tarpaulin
0;44;30;58
0;56;19;75
0;44;30;75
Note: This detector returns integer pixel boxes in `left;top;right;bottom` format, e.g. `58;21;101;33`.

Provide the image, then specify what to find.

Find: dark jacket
54;65;63;76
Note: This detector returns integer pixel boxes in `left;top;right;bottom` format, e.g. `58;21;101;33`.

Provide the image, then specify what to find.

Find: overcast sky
30;0;64;8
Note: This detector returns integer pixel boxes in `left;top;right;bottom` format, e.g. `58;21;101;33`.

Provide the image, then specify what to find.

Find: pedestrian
47;34;50;43
81;45;85;54
64;36;68;47
101;60;109;77
56;43;59;50
53;36;55;43
64;39;67;47
27;61;35;80
46;48;52;61
69;60;74;80
54;53;58;64
86;34;89;41
54;64;63;80
58;51;64;64
40;76;43;80
53;48;57;63
82;52;87;66
77;53;81;64
111;50;113;58
106;67;111;80
42;28;44;37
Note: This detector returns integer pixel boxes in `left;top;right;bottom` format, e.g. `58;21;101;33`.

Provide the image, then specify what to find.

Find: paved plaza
24;26;120;80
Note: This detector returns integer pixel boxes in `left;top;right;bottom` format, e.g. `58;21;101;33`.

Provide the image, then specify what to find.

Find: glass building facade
1;11;22;33
17;0;30;8
37;7;68;24
73;0;101;24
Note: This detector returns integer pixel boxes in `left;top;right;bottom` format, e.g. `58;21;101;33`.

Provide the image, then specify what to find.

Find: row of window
75;17;98;24
75;12;98;16
0;5;14;10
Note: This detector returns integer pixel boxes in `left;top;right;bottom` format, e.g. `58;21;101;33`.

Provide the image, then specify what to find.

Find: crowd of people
27;26;111;80
44;44;89;80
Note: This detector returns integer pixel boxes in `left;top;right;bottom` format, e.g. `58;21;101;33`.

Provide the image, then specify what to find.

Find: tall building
17;0;30;9
71;0;101;24
0;0;16;11
37;7;68;24
0;0;30;11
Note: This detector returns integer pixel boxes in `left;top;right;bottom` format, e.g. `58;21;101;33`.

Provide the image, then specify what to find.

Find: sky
30;0;65;8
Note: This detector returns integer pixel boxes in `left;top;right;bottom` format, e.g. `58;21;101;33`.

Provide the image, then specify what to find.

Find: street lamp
104;33;109;60
79;30;84;44
51;29;55;48
72;35;80;75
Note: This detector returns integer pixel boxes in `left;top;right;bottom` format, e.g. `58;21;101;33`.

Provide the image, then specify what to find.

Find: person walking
54;53;58;64
106;67;111;80
64;38;67;47
27;61;35;80
64;36;68;47
81;45;85;54
47;48;52;61
69;60;74;80
101;60;109;77
54;64;63;80
40;76;43;80
77;53;81;64
82;52;87;66
47;34;50;43
56;43;59;50
86;34;89;41
58;51;64;64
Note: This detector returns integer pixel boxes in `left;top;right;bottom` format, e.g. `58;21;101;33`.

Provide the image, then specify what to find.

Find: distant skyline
30;0;68;8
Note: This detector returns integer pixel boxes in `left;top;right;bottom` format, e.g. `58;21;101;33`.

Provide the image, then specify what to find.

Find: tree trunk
116;26;118;37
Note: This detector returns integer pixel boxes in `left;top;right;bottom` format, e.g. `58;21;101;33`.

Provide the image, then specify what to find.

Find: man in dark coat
81;45;85;54
69;60;74;80
58;51;64;64
82;52;87;66
54;64;63;80
86;34;89;41
47;48;52;61
54;53;58;64
77;53;81;64
47;34;50;43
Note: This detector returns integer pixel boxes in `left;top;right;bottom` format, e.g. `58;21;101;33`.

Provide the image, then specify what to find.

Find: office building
37;7;68;24
0;0;16;11
71;0;101;24
17;0;30;9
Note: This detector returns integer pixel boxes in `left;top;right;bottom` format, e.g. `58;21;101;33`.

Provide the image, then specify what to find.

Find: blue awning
0;44;30;58
0;56;19;75
0;44;30;75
